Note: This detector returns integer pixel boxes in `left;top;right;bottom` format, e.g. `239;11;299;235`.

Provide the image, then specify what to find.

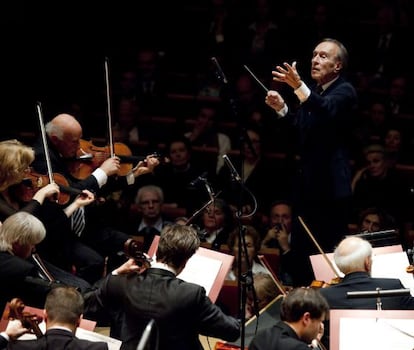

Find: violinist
0;139;104;284
0;212;92;311
318;236;414;349
248;287;329;350
319;235;414;310
30;113;159;274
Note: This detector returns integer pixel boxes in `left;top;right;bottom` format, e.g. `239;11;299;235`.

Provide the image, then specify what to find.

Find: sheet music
371;252;414;296
178;254;222;296
339;317;414;350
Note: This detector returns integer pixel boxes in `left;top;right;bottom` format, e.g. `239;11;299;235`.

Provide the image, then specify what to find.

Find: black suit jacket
7;328;108;350
287;76;358;251
249;320;310;350
84;268;240;350
292;76;357;203
1;335;7;349
319;271;414;310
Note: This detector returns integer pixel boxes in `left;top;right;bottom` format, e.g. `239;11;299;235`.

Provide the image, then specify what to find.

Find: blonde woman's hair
0;139;34;191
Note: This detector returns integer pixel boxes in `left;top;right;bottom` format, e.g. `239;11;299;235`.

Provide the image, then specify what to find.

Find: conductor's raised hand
265;90;285;112
272;61;302;89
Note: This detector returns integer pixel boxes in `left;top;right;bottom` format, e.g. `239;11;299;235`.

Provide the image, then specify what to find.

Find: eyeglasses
139;199;161;206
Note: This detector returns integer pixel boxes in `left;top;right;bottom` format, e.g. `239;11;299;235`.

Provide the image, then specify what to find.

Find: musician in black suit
84;224;241;350
319;235;414;310
0;212;91;311
8;286;108;350
319;235;414;349
249;287;329;350
31;113;159;274
265;38;358;253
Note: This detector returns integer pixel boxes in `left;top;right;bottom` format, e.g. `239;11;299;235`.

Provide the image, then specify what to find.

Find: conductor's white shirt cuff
294;82;311;103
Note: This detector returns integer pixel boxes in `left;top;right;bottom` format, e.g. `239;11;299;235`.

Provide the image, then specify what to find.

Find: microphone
211;57;228;84
222;154;242;183
188;172;208;188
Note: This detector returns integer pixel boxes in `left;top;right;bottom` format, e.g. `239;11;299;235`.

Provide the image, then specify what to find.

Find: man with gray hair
0;212;91;310
133;185;172;251
320;235;414;309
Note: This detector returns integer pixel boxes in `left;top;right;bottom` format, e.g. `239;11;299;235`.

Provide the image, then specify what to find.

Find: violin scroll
6;298;43;338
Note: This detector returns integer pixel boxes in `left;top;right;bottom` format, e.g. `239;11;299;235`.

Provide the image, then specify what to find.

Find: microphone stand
211;58;261;349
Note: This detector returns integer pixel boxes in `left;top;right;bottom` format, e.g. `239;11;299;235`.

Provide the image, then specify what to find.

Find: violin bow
257;254;286;296
298;216;342;279
36;102;55;186
104;56;115;158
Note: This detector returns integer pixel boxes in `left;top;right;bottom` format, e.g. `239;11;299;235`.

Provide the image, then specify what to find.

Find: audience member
84;224;241;350
127;185;173;252
226;224;269;281
184;103;232;174
133;47;168;116
239;0;279;76
216;128;289;216
356;206;396;234
265;38;357;252
384;75;413;117
8;286;108;350
151;135;211;219
260;200;315;287
382;121;414;166
248;287;329;350
355;4;407;85
111;97;141;149
198;198;235;251
351;143;408;226
0;212;91;310
351;100;390;161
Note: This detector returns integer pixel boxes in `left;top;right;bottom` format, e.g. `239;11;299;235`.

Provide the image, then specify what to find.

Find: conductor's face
311;41;342;85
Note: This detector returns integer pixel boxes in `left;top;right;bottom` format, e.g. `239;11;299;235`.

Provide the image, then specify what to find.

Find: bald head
45;114;82;158
333;236;372;275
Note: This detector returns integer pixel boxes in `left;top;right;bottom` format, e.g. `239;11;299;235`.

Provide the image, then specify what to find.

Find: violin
69;139;138;179
19;170;84;205
6;298;43;338
68;139;165;180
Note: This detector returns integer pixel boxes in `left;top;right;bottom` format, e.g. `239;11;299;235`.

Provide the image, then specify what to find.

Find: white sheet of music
371;251;414;296
339;317;414;350
177;253;222;296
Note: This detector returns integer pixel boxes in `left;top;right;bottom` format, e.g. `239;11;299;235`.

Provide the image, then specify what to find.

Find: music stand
137;319;158;350
330;309;414;350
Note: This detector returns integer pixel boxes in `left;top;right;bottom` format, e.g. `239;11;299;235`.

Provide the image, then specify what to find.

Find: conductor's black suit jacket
84;267;241;350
